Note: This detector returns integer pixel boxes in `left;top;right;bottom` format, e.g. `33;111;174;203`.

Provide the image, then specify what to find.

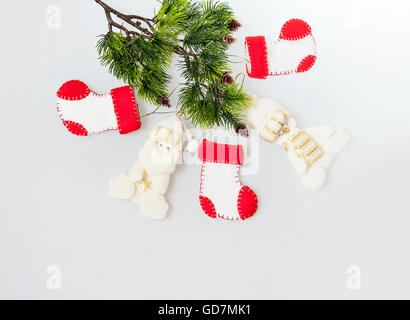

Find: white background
1;0;410;299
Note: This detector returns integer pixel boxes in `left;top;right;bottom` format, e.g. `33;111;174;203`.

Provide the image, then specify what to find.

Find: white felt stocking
198;138;258;220
57;80;141;136
245;19;317;79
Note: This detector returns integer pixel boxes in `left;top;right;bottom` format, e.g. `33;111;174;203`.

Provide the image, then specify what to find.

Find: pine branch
94;0;250;135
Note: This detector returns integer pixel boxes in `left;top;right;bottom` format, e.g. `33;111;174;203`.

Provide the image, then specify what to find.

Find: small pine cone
158;96;171;108
221;73;234;85
236;124;249;137
222;35;236;45
228;19;242;31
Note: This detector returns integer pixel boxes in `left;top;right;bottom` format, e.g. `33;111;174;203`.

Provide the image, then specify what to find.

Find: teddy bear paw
140;194;169;220
109;174;136;200
301;167;326;190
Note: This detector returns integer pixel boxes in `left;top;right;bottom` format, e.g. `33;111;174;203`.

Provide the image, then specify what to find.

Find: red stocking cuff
245;36;269;79
111;86;141;135
198;139;244;165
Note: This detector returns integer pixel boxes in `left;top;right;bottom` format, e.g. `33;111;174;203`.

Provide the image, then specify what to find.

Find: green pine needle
95;0;249;131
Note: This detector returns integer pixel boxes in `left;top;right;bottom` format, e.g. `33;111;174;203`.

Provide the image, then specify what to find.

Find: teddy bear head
147;116;184;167
246;94;297;144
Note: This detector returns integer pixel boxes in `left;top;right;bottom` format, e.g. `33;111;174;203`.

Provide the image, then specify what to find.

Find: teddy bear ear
185;138;199;153
147;125;160;142
248;93;258;106
288;118;297;128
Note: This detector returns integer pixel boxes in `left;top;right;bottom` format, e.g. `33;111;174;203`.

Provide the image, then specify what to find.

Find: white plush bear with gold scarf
246;95;349;190
109;116;184;219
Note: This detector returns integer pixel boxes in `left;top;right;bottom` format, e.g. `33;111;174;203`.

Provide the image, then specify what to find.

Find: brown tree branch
95;0;196;58
94;0;153;36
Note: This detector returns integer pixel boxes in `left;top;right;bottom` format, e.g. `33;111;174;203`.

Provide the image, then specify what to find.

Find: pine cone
228;19;242;31
158;96;171;108
222;35;236;45
236;124;249;137
221;73;234;85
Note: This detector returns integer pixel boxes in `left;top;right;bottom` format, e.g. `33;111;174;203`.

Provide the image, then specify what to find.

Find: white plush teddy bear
109;116;185;219
246;94;349;190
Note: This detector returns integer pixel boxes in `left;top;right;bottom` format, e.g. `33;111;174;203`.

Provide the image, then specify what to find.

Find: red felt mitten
56;80;141;136
245;19;317;79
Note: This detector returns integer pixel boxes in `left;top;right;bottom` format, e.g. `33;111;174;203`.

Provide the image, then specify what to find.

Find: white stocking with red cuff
198;138;258;220
57;80;141;136
245;19;317;79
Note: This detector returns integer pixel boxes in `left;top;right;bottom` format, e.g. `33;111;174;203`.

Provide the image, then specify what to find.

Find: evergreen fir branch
95;0;250;134
155;0;191;33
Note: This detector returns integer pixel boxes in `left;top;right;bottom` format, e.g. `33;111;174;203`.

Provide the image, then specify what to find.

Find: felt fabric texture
109;116;184;220
245;19;317;79
198;137;258;220
57;80;141;136
246;95;349;190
